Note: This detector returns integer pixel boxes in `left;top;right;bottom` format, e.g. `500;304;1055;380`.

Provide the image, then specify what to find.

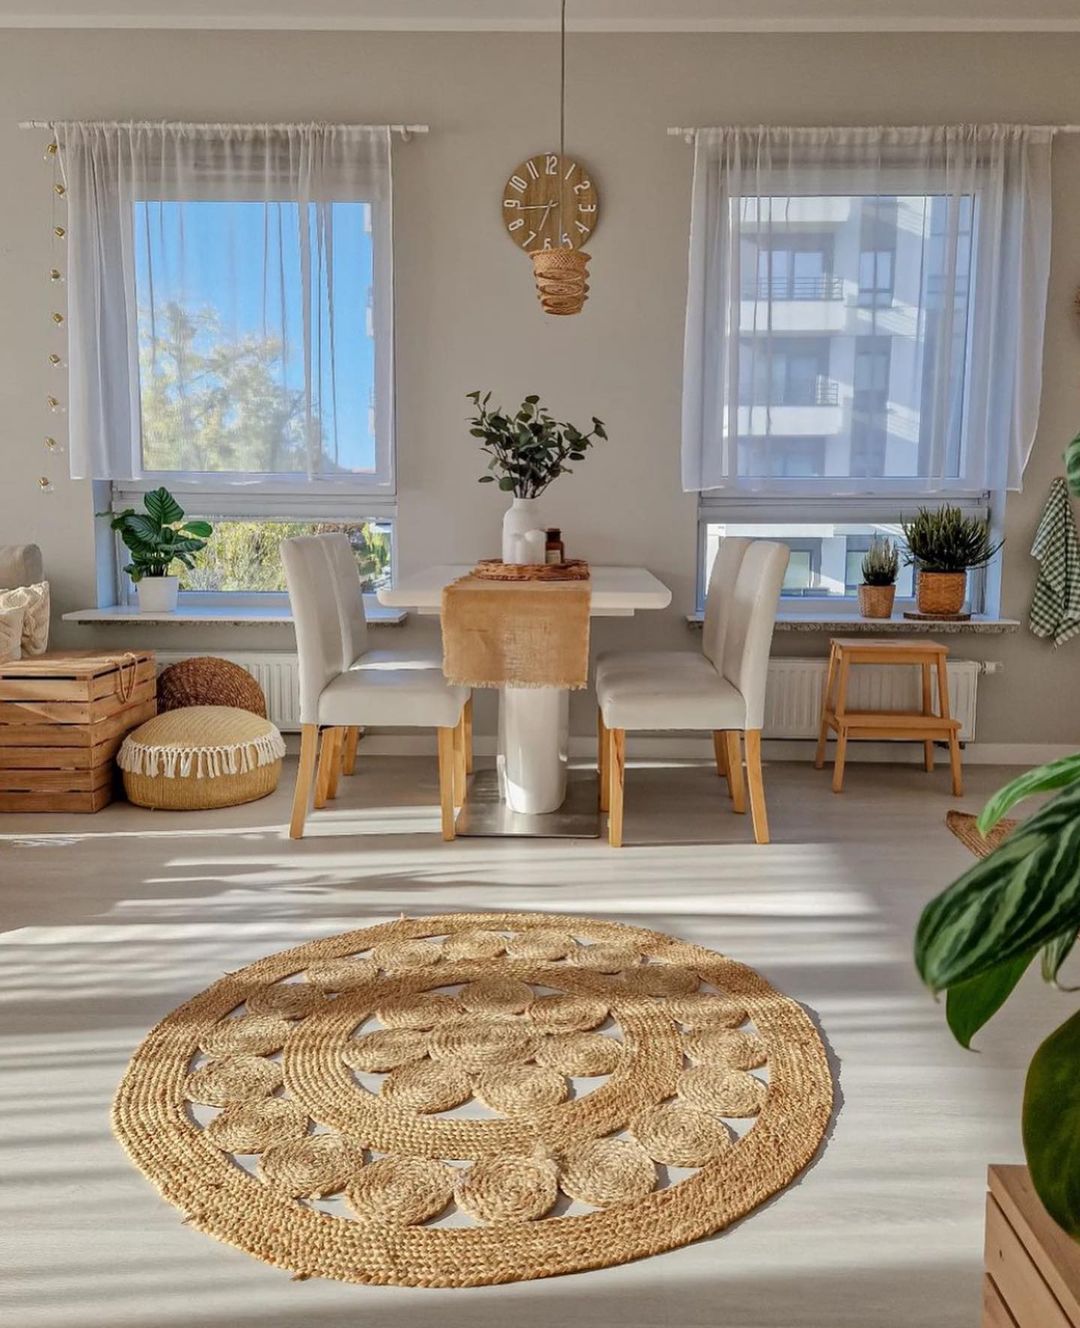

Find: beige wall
1;29;1078;746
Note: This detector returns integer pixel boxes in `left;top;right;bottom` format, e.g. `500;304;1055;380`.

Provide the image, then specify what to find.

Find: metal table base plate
455;768;601;839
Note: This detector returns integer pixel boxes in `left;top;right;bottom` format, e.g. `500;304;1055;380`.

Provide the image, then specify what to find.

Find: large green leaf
945;950;1035;1049
1067;430;1080;498
978;753;1080;834
1023;1008;1080;1239
143;487;184;526
915;780;1080;991
180;520;213;538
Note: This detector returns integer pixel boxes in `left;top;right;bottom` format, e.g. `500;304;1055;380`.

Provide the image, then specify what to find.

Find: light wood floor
0;756;1061;1328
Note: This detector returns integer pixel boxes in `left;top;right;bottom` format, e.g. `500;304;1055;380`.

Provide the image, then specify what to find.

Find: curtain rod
19;120;429;141
667;124;1080;143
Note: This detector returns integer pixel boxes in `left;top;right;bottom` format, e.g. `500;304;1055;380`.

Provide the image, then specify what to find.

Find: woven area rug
112;911;833;1287
946;809;1019;859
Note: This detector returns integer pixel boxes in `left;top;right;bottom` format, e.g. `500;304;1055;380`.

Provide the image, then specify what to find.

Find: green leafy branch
466;391;607;498
105;487;213;582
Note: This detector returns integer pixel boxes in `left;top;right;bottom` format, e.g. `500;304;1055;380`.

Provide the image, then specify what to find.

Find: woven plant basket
916;571;967;616
531;248;591;316
858;584;896;619
158;656;267;717
118;705;284;811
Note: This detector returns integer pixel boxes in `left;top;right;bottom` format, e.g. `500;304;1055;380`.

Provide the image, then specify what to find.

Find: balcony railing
742;275;844;302
741;377;840;408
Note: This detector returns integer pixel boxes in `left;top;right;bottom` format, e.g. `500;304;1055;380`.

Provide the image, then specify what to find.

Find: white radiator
155;652;979;742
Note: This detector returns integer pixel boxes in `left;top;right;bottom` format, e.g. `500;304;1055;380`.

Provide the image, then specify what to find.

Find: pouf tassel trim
118;730;285;780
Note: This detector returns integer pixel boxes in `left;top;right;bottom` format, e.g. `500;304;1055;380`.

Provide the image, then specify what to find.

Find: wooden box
984;1165;1080;1327
0;650;156;812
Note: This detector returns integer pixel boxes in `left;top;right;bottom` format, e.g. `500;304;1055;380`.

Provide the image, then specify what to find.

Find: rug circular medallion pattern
112;912;833;1287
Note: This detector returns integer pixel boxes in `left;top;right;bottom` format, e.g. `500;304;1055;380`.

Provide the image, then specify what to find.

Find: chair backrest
281;535;345;725
321;533;370;668
720;540;790;730
701;536;752;667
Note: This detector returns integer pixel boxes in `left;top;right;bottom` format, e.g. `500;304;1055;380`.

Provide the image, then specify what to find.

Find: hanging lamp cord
559;0;566;162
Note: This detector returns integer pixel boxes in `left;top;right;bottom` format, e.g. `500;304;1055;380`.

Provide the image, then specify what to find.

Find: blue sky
134;199;375;471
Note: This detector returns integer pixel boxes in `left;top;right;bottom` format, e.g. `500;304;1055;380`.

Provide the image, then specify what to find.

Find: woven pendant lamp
533;0;590;316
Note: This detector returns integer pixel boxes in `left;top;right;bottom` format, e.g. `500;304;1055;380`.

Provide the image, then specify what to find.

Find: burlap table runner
441;576;591;689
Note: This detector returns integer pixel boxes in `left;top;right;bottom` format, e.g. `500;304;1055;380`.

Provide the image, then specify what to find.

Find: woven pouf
118;705;285;811
158;656;267;717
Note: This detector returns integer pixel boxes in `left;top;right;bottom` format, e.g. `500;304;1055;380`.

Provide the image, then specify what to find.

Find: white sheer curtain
682;125;1053;494
54;122;392;482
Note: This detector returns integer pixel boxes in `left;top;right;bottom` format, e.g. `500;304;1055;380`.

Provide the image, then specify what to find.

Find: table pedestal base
497;686;570;814
455;768;600;839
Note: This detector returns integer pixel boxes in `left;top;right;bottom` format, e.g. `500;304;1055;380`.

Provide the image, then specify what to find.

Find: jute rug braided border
111;911;834;1287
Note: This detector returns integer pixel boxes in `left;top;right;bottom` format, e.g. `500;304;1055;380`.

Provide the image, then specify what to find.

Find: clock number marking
509;175;527;193
564;161;577;181
545;154;559;175
523;231;537;247
508;217;525;231
578;202;597;214
526;159;540;180
575;220;591;236
503;198;520;209
573;179;592;194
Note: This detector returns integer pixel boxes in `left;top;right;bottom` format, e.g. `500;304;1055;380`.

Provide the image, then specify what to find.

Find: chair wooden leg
921;662;935;772
712;730;732;797
289;724;319;840
724;731;746;813
453;712;467;807
437;726;457;841
463;695;474;775
314;727;342;807
598;708;610;812
325;728;344;801
744;729;770;845
937;655;963;797
342;726;361;776
608;728;626;847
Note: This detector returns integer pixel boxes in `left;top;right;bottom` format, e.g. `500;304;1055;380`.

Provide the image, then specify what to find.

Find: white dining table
379;565;672;833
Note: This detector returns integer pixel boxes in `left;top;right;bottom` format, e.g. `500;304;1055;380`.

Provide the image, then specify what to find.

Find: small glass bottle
545;527;565;565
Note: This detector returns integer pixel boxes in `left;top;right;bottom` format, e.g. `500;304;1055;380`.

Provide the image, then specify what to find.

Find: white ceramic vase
502;497;544;564
136;575;179;613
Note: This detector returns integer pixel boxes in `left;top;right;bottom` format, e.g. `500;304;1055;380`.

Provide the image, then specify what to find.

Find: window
54;122;396;609
683;126;1053;613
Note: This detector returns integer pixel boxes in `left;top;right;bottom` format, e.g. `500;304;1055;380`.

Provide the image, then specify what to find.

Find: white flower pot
502;497;544;564
136;575;179;613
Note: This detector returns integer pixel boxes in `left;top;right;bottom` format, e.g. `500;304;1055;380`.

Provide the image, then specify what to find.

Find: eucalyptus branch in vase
466;391;606;498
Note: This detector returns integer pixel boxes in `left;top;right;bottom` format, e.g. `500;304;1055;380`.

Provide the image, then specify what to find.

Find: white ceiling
1;1;1078;31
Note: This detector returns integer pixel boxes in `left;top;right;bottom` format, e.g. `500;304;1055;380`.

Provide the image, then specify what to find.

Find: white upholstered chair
595;539;789;847
319;533;468;779
282;534;469;840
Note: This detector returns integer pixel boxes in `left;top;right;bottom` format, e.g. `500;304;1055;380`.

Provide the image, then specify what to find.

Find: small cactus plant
861;536;899;587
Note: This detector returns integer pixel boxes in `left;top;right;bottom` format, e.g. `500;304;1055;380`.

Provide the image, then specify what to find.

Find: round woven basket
472;558;590;583
858;584;896;619
158;656;267;717
916;571;967;616
118;706;284;811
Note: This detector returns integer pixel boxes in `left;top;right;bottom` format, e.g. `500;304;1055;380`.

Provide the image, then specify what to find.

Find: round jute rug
112;912;833;1287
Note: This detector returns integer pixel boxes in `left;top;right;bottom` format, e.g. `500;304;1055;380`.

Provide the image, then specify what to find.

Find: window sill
62;603;408;626
686;610;1019;635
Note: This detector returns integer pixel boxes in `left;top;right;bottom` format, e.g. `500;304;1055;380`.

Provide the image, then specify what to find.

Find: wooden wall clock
501;153;599;254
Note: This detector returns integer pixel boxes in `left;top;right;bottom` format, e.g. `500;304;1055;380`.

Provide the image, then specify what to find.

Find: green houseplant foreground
107;486;213;613
915;752;1080;1237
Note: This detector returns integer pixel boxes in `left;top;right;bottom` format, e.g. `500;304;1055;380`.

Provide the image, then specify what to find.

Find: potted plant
466;391;606;563
901;505;1003;617
857;537;899;619
915;751;1080;1239
108;487;213;613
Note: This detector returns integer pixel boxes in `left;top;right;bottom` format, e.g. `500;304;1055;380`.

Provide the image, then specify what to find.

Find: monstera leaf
916;779;1080;993
1023;1009;1080;1238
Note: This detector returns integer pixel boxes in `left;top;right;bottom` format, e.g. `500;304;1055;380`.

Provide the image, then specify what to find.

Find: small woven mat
946;809;1019;859
112;911;833;1288
440;578;591;690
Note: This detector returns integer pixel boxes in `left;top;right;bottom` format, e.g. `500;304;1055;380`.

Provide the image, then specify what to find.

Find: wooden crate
984;1165;1080;1327
0;650;156;812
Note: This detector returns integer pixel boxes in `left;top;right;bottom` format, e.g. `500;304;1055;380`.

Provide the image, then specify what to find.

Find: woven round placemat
946;809;1018;859
112;911;833;1288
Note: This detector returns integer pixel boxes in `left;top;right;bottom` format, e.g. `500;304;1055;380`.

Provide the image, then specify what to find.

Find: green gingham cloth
1030;477;1080;646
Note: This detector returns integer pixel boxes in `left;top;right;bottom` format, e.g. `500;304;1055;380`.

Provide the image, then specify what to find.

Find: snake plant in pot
108;487;213;612
915;753;1080;1237
901;505;1003;617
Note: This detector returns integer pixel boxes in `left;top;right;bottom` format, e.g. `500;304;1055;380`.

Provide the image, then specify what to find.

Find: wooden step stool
814;637;963;795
